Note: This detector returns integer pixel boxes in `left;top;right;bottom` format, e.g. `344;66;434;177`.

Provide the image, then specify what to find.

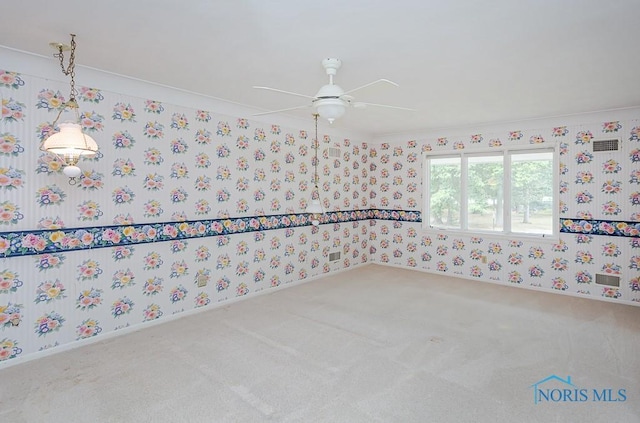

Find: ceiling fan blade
253;86;316;100
342;79;399;95
253;104;311;116
353;101;417;112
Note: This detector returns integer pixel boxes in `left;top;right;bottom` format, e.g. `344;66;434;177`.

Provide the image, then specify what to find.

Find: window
424;145;557;237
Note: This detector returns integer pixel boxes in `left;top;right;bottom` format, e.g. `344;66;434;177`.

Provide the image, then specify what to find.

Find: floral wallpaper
1;72;367;230
1;62;639;367
0;68;370;364
367;121;640;304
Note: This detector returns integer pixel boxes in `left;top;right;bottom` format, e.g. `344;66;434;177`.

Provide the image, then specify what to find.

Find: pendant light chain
307;113;323;224
313;113;319;193
55;33;78;100
49;33;87;154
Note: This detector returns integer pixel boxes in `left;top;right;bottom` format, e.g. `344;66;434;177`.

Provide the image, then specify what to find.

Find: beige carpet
1;264;638;423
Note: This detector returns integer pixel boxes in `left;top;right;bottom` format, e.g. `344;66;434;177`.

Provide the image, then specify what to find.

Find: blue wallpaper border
0;209;420;258
1;211;638;258
560;218;640;238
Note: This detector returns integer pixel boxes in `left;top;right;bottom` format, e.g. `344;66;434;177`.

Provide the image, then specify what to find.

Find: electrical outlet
481;256;487;264
196;274;208;287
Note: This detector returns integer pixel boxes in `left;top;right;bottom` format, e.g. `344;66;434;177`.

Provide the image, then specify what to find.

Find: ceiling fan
253;58;415;124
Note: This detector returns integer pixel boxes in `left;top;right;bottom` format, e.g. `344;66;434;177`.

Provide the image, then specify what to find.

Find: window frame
423;143;559;240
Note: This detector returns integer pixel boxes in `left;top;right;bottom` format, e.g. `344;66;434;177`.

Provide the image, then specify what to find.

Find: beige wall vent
329;251;341;262
592;139;619;152
595;273;620;287
328;147;341;158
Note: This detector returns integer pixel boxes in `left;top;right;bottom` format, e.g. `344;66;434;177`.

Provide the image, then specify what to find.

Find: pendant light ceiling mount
48;42;72;52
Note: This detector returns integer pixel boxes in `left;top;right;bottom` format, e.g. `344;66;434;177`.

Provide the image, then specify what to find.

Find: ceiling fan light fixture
315;98;346;124
254;57;410;123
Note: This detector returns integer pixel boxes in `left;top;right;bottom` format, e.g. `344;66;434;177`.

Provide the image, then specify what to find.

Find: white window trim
423;143;559;241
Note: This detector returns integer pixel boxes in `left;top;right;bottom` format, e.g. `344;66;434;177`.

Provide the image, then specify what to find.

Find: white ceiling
1;0;639;137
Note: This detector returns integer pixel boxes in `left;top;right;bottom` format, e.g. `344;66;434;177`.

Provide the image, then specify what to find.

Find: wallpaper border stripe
1;211;638;258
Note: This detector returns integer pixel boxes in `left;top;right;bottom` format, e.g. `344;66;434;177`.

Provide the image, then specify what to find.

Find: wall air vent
595;273;620;287
329;251;341;262
592;139;619;152
328;147;342;158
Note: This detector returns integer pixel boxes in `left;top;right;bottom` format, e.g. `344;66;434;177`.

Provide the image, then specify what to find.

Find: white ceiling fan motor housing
315;83;344;99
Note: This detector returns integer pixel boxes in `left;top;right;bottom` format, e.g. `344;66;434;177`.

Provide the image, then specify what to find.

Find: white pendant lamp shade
41;122;98;163
307;198;324;226
307;198;324;214
308;199;324;227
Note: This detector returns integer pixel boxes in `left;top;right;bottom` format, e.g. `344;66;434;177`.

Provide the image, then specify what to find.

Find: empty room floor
1;264;638;423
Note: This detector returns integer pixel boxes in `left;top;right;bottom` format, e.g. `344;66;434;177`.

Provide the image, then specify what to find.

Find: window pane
510;151;554;235
467;155;503;232
429;157;461;229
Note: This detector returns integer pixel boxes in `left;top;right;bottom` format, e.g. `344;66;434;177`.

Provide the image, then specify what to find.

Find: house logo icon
529;374;627;404
529;375;576;404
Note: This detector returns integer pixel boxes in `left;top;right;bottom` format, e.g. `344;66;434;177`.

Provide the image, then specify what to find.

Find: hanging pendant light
306;113;325;226
40;34;98;185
